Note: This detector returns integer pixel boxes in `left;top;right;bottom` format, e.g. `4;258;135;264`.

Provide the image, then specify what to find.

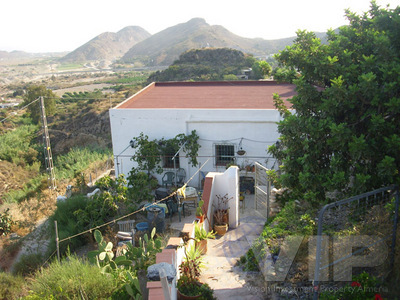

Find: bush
48;195;89;255
12;253;44;276
320;272;384;300
27;255;118;299
0;208;16;236
54;147;111;180
0;272;28;299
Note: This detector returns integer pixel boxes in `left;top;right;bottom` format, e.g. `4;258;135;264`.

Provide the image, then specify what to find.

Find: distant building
109;81;296;187
0;102;19;109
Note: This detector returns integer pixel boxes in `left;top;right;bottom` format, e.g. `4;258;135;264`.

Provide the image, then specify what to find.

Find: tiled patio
167;194;269;299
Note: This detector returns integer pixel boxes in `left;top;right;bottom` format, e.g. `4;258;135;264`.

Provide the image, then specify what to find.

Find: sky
1;0;398;53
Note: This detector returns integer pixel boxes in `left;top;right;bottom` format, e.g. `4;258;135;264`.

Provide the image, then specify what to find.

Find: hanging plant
130;131;201;177
176;130;201;167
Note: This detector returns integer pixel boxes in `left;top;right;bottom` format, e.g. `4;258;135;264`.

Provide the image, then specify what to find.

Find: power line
0;97;40;123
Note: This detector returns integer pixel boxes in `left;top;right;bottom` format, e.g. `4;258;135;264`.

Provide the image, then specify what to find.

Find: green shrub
0;124;39;165
0;208;16;236
48;195;89;255
320;271;384;300
12;252;44;276
54;147;111;180
238;248;260;272
0;272;28;299
27;255;118;299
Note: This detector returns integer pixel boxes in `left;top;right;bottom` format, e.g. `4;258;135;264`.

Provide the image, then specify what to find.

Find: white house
109;81;295;188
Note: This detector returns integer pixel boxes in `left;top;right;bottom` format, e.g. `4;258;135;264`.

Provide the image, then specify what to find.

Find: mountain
60;26;151;63
121;18;298;66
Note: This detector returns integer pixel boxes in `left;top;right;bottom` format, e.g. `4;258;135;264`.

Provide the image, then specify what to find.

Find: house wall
206;167;239;229
109;108;283;188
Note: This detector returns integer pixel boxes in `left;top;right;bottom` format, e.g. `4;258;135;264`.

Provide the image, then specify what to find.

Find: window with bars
215;144;235;166
163;154;180;169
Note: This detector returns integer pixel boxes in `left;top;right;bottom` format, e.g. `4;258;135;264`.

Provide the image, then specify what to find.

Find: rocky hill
147;48;256;82
121;18;297;66
60;26;151;63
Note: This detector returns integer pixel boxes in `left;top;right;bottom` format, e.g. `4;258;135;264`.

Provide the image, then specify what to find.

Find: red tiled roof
116;81;296;109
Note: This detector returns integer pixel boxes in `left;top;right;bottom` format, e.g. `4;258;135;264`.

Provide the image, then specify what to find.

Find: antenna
39;96;56;190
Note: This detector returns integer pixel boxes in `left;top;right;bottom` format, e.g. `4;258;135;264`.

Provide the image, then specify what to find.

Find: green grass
4;175;46;203
0;272;28;299
27;254;118;299
54;147;112;180
56;63;84;71
0;124;39;165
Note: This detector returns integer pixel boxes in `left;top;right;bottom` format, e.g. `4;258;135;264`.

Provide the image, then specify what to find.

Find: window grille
163;154;180;169
215;144;235;166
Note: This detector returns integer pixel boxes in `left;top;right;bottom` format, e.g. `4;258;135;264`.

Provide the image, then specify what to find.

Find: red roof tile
116;81;295;109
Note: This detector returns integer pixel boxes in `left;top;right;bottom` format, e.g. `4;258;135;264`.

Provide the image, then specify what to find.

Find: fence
313;185;399;299
87;155;114;187
254;162;271;219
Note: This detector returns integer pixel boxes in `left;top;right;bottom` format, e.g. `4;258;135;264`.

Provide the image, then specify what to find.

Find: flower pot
214;223;228;236
177;282;203;300
196;239;207;255
177;289;201;300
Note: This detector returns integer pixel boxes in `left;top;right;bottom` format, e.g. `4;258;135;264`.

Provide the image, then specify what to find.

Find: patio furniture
155;187;178;222
177;186;198;215
116;219;136;246
176;168;186;185
162;171;175;188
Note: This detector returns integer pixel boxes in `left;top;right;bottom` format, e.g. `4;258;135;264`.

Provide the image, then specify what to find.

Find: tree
269;1;400;204
131;132;163;176
23;85;57;123
252;60;272;79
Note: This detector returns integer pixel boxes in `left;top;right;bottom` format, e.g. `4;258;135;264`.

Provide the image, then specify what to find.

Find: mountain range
120;18;301;66
6;18;329;67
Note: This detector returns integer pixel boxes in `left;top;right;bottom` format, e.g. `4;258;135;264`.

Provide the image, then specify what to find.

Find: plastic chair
176;168;186;185
162;171;175;188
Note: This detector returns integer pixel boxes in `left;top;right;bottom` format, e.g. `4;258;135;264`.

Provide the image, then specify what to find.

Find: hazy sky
1;0;398;53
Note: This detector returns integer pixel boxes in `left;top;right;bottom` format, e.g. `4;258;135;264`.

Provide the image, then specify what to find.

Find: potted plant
177;245;215;299
196;199;205;223
194;223;215;255
212;194;231;235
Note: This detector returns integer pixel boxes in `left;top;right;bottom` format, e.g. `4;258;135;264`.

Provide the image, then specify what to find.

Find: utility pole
39;96;56;190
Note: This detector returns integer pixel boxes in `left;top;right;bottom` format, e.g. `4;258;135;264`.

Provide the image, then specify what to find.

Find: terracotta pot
214;223;228;236
177;289;201;300
177;282;202;300
196;239;207;255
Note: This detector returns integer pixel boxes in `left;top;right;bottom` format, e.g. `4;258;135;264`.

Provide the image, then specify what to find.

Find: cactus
125;227;163;271
196;199;204;217
88;230;142;299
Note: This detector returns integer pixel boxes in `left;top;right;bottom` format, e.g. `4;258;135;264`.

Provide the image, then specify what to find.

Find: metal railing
313;185;399;299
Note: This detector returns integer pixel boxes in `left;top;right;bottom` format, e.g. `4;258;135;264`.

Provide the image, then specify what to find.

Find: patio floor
167;194;269;299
